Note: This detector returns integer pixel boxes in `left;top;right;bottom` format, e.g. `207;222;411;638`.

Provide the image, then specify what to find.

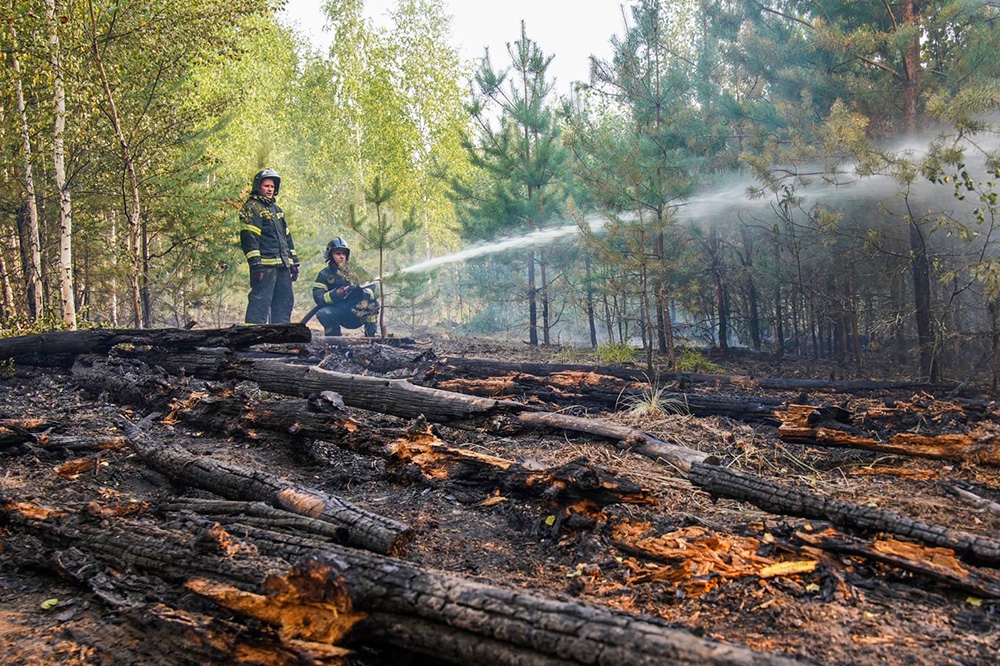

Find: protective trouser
316;302;363;335
245;266;294;324
316;297;378;336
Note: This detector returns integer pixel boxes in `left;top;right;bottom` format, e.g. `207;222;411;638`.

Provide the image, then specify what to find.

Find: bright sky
279;0;627;94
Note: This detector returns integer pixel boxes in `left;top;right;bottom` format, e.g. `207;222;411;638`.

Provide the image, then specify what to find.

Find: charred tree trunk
0;323;311;365
119;418;412;556
131;350;529;425
776;404;1000;465
3;500;799;666
688;462;1000;567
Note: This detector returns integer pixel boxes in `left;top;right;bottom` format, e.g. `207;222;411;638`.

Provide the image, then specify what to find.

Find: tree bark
776;404;1000;465
119;418;412;556
46;0;76;329
86;0;146;328
9;11;44;321
688;462;1000;567
0;323;311;364
131;350;529;425
3;500;801;666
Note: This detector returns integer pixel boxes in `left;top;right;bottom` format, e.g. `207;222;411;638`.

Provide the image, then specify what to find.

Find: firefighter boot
325;325;342;336
364;321;377;337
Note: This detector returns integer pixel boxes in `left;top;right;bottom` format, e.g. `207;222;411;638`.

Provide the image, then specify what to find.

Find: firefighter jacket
240;194;299;270
312;264;376;306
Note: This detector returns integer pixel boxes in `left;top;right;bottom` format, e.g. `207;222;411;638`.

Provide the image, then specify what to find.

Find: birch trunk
86;0;145;329
9;12;44;321
47;0;76;330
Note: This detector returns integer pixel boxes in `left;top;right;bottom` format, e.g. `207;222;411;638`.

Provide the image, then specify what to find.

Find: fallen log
385;422;656;507
45;545;337;666
430;356;960;395
795;527;1000;599
128;350;531;425
74;357;666;511
162;498;380;546
430;373;783;421
0;324;312;366
119;418;412;556
2;500;806;666
513;411;715;472
777;404;1000;465
688;461;1000;568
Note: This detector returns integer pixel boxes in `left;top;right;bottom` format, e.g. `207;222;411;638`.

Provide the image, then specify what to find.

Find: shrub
597;342;636;365
674;347;723;374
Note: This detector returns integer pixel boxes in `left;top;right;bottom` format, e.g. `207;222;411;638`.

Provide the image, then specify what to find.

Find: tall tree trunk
910;218;936;380
709;225;728;351
654;231;668;352
109;210;119;326
47;0;76;330
9;12;44;322
0;236;14;322
540;253;550;345
901;0;920;135
585;254;597;348
86;0;145;329
527;250;538;345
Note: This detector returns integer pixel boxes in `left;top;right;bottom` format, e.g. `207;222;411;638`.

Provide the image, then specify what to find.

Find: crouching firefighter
311;237;379;337
240;168;300;324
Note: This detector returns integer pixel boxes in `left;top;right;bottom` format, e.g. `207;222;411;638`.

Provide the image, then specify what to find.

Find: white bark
9;12;44;320
86;0;144;328
47;0;76;330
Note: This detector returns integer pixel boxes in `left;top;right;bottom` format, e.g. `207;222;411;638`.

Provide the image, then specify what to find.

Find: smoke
399;131;998;275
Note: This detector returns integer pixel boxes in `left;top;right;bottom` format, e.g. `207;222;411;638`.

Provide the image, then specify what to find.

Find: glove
335;286;352;299
289;265;299;282
250;269;264;286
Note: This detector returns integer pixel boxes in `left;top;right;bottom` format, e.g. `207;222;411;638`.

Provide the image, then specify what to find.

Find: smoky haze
398;133;997;276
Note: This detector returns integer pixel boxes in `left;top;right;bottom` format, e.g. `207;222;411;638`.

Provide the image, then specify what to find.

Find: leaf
805;583;821;592
966;597;982;607
41;598;59;610
544;515;556;526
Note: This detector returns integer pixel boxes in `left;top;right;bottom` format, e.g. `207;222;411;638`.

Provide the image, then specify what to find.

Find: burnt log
429;356;960;396
427;372;783;422
777;404;1000;466
385;423;656;508
128;350;530;425
2;500;805;666
74;358;663;511
120;418;412;556
0;324;312;366
78;354;716;483
688;462;1000;568
513;411;714;472
795;528;1000;599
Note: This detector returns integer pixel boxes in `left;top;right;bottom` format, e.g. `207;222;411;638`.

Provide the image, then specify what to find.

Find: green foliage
674;348;723;374
596;342;637;365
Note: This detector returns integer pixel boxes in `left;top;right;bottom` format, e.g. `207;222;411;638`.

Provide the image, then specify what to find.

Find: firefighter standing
240;168;300;324
312;237;379;337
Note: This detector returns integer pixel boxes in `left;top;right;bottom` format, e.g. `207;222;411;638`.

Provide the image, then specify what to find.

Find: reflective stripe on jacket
240;194;298;269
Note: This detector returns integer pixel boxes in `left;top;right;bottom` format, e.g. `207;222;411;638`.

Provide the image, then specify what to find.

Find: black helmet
252;168;281;196
326;237;351;261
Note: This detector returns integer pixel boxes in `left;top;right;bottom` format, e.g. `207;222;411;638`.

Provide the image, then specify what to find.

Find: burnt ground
1;333;999;665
